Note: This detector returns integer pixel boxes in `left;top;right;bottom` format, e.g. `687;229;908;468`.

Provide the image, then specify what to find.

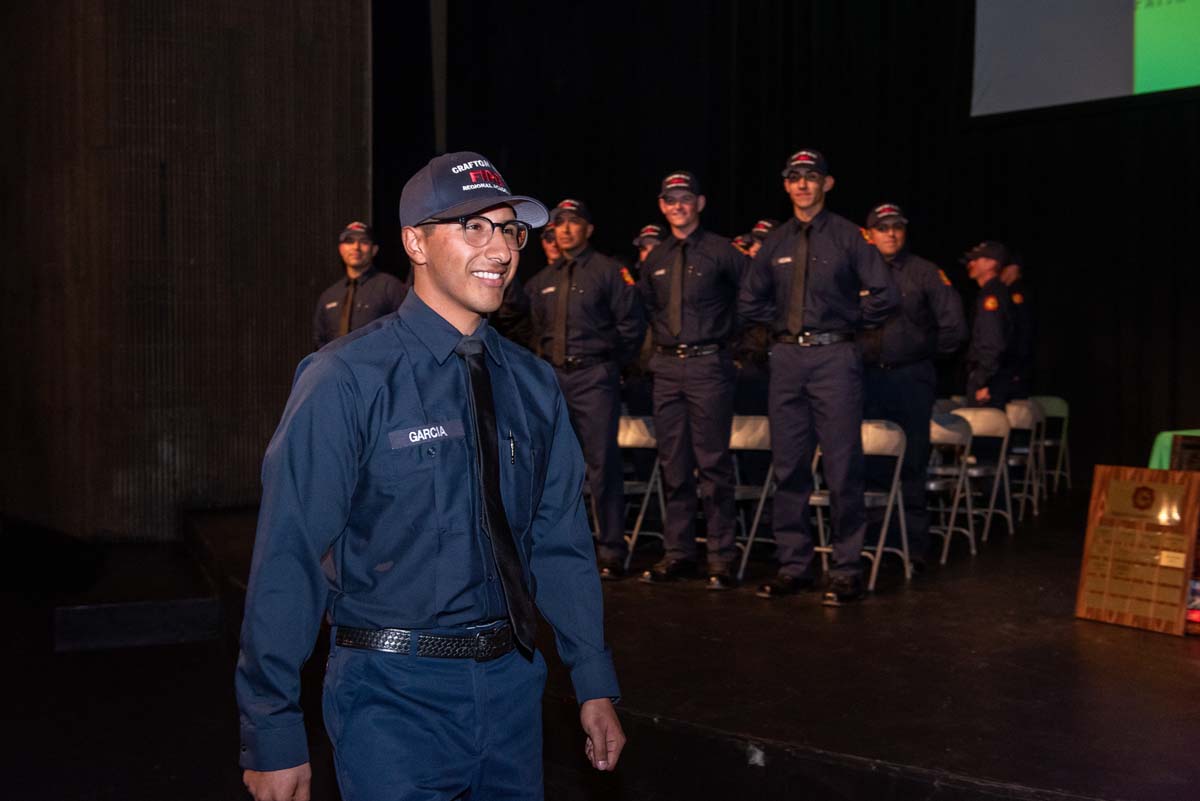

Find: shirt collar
556;245;593;267
792;209;828;233
667;227;704;249
398;290;503;366
347;265;378;285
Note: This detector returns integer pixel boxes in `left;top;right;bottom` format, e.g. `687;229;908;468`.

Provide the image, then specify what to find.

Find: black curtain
375;0;1200;472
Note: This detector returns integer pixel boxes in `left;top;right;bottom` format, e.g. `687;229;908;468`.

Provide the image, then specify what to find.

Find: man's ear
369;244;380;259
696;195;707;213
401;226;428;266
585;222;595;240
822;175;835;193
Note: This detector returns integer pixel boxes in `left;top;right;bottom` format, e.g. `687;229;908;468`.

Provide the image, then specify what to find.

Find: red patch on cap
983;295;1000;311
347;222;367;231
874;205;901;217
665;176;690;188
620;267;635;286
559;200;580;210
789;151;818;165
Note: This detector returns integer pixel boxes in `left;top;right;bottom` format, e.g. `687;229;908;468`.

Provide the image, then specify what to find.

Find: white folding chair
1006;400;1044;521
1031;395;1071;493
950;407;1014;541
812;420;911;591
927;413;976;564
619;416;667;570
730;415;775;581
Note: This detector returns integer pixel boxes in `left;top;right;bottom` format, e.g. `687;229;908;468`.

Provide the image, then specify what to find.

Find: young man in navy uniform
962;241;1015;409
739;149;899;605
637;171;746;589
313;222;407;350
860;203;967;568
633;223;665;265
238;152;625;801
1000;253;1033;399
525;199;647;580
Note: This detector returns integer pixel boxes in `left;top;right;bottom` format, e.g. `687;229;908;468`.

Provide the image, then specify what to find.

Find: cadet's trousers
864;361;935;558
323;632;547;801
556;361;626;562
650;350;738;569
768;341;866;579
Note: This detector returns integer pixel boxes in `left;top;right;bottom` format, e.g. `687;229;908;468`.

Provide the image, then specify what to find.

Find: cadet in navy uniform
860;203;967;568
747;218;779;258
238;153;625;801
738;149;899;604
1000;253;1033;399
633;223;665;266
636;171;746;589
313;222;407;350
526;200;647;579
962;241;1015;409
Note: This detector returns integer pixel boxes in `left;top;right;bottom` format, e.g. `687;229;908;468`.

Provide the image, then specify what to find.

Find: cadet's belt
775;331;853;347
335;622;514;661
555;355;608;372
655;343;723;359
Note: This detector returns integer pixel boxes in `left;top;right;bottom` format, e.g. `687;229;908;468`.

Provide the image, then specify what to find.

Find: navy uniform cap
632;224;664;247
399;151;548;227
959;240;1010;265
551;198;593;223
781;149;830;177
339;221;374;242
865;203;908;228
750;218;780;240
658;171;701;197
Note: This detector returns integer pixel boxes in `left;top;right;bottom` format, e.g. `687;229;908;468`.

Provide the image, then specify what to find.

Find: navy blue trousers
650;351;737;569
556;361;626;562
768;342;866;579
864;361;935;558
323;630;547;801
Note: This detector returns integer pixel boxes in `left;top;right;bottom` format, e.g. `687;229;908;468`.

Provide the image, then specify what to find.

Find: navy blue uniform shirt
738;210;899;333
861;250;967;366
1007;277;1034;371
965;275;1014;391
637;228;747;346
237;291;619;771
525;246;646;364
313;266;408;349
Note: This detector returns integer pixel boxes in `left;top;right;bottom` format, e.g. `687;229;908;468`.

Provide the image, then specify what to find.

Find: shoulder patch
620;267;635;286
983;295;1000;312
938;269;952;286
1011;292;1025;305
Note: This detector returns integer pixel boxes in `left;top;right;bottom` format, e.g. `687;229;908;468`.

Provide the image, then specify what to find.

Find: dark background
3;0;1198;541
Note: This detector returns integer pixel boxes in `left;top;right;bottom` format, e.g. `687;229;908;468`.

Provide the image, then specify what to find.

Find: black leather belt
555;355;607;372
775;331;852;347
335;623;515;661
655;343;722;359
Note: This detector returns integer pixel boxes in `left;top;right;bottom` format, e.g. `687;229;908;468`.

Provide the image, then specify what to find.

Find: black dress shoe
755;574;815;598
821;575;866;606
598;561;626;581
640;559;698;583
705;571;738;591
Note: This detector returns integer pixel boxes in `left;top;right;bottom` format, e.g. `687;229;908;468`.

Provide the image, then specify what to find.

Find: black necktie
550;260;574;366
785;224;810;335
337;278;358;336
455;336;537;655
668;242;687;338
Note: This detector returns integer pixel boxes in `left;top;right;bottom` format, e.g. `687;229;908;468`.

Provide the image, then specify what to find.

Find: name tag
773;256;793;265
653;269;667;276
325;301;339;309
540;286;557;294
389;420;466;449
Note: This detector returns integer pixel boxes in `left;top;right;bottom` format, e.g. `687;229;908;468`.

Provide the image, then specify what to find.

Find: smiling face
783;170;834;219
402;204;518;334
553;213;593;254
658;190;705;234
868;221;907;259
338;235;378;276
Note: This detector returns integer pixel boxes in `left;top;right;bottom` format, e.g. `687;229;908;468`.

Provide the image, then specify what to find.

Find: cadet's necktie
455;336;538;655
550;260;574;366
785;223;810;335
668;242;687;338
337;278;358;337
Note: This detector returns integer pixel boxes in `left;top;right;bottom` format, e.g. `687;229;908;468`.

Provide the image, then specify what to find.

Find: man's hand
580;698;626;771
974;387;991;403
243;763;312;801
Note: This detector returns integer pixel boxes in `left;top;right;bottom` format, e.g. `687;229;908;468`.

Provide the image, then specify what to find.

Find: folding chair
1031;395;1071;493
950;407;1013;541
927;413;976;564
619;416;667;570
730;415;775;581
1006;400;1044;521
812;420;911;591
933;397;964;415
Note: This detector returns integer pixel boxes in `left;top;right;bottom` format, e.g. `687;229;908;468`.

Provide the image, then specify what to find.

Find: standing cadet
633;223;665;265
313;222;407;350
526;199;647;579
962;241;1015;409
1000;254;1033;399
540;226;561;265
860;203;967;568
739;149;899;604
747;218;779;258
637;171;745;589
238;152;624;801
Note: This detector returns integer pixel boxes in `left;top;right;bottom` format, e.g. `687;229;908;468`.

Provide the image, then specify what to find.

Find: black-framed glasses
427;216;531;250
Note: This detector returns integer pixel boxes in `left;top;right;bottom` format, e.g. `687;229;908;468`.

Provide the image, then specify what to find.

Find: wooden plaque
1076;465;1200;636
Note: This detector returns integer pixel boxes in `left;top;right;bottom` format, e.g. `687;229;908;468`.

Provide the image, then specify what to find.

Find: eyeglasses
872;223;906;233
427;215;531;250
784;171;823;184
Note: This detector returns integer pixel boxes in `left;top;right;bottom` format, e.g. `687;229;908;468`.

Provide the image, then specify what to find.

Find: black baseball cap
658;171;701;197
551;198;593;223
750;219;779;240
398;151;548;227
865;203;908;228
781;149;830;177
338;221;374;242
960;241;1010;265
632;224;665;247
